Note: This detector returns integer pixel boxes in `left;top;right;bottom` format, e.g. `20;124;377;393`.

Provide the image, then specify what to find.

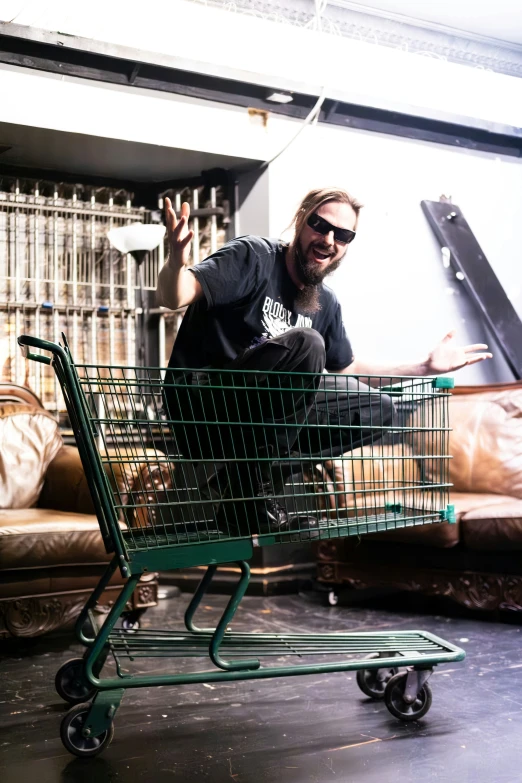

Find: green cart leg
75;557;120;646
209;561;260;672
83;573;140;687
184;564;218;633
185;561;260;671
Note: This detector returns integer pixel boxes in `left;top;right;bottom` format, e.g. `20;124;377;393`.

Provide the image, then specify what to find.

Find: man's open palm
426;330;492;374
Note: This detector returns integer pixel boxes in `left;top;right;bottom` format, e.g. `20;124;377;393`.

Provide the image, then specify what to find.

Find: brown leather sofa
316;381;522;613
0;384;158;639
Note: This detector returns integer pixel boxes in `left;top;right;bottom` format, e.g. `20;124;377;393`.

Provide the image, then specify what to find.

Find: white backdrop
267;122;522;383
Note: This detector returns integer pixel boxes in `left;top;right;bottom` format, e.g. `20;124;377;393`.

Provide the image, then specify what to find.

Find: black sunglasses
307;213;356;245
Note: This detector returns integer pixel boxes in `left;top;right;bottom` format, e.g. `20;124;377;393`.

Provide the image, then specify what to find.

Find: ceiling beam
0;24;521;158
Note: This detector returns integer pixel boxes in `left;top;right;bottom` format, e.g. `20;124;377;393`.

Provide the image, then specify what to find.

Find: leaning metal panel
421;199;522;379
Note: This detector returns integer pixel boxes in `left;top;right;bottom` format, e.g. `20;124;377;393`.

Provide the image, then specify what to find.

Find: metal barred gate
0;176;228;420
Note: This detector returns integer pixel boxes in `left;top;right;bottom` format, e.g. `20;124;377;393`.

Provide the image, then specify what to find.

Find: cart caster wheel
122;617;140;632
55;658;96;705
384;671;432;721
356;654;399;700
327;590;339;606
60;702;114;758
122;610;142;632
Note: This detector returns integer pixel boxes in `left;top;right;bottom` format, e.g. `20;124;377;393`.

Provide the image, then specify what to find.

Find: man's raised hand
165;197;194;268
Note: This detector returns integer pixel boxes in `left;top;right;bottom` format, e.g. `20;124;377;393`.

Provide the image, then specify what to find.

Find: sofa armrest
39;446;97;514
39;445;174;522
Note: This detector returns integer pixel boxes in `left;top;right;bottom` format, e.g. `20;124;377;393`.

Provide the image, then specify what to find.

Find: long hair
289;187;363;239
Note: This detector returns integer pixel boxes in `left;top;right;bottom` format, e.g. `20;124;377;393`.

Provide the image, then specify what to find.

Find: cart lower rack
18;334;465;758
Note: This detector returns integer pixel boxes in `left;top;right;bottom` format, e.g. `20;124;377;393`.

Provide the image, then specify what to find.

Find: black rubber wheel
55;658;96;705
122;611;142;632
60;702;114;758
384;671;433;721
356;654;399;700
122;617;140;632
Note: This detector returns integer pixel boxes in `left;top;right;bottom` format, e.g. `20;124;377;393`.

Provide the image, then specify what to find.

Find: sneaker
254;479;320;541
215;475;320;541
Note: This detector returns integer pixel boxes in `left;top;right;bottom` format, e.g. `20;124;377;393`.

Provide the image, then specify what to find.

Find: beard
293;241;343;313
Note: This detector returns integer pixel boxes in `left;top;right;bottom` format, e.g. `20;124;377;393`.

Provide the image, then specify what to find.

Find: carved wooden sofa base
316;539;522;614
0;572;158;639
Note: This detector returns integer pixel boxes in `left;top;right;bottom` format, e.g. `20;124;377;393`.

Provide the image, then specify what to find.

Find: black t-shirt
168;235;353;372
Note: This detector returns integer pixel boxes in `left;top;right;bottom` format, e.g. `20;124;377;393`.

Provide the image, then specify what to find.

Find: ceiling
335;0;522;46
0;122;260;185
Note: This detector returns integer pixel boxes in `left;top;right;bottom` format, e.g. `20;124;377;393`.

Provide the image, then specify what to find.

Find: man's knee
290;327;325;357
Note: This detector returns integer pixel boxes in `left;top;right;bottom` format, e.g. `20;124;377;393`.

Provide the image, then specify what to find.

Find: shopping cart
18;334;465;758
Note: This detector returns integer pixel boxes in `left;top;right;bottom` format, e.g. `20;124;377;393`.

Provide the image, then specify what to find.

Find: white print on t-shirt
261;296;312;338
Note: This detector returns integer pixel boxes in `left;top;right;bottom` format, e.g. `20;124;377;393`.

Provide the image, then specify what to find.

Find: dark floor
1;590;522;783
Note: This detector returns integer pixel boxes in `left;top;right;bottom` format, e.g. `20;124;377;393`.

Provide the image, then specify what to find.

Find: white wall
0;63;280;160
267;121;522;383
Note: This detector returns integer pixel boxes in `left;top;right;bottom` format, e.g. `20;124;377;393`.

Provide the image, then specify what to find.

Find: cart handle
18;335;67;366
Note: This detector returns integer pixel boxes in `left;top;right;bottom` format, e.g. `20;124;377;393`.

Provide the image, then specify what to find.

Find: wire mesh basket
25;334;455;557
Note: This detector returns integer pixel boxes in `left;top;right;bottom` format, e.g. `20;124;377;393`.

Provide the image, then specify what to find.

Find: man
157;187;491;538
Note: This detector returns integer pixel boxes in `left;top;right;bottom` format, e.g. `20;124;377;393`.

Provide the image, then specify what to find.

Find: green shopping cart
18;334;465;758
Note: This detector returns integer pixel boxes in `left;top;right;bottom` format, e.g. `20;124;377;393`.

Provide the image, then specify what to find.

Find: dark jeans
164;328;395;482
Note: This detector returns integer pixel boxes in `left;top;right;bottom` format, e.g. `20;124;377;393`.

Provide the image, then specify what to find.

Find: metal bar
157;211;166;367
158;313;166;370
210;186;217;254
91;312;97;365
85;645;465;691
34;306;41;398
108;194;115;366
13;195;20;302
53;305;60;406
53;189;59;305
184;565;217;633
126;251;133;311
188;206;226;218
90;194;97;367
0;301;132;312
52;189;59;404
0;200;144;218
14;306;22;384
33;191;41;397
127;312;134;368
72;188;79;360
13;189;21;384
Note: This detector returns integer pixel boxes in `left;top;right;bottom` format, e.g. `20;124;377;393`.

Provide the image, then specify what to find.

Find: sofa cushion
0;403;63;509
440;390;522;498
0;508;110;569
460;496;522;551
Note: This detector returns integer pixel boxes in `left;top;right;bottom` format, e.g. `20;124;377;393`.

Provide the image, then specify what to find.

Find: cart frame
18;334;465;757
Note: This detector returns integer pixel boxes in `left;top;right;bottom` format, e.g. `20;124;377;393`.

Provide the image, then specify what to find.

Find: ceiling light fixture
265;91;293;104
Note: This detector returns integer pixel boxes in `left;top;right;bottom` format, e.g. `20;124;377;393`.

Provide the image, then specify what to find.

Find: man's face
296;201;357;286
